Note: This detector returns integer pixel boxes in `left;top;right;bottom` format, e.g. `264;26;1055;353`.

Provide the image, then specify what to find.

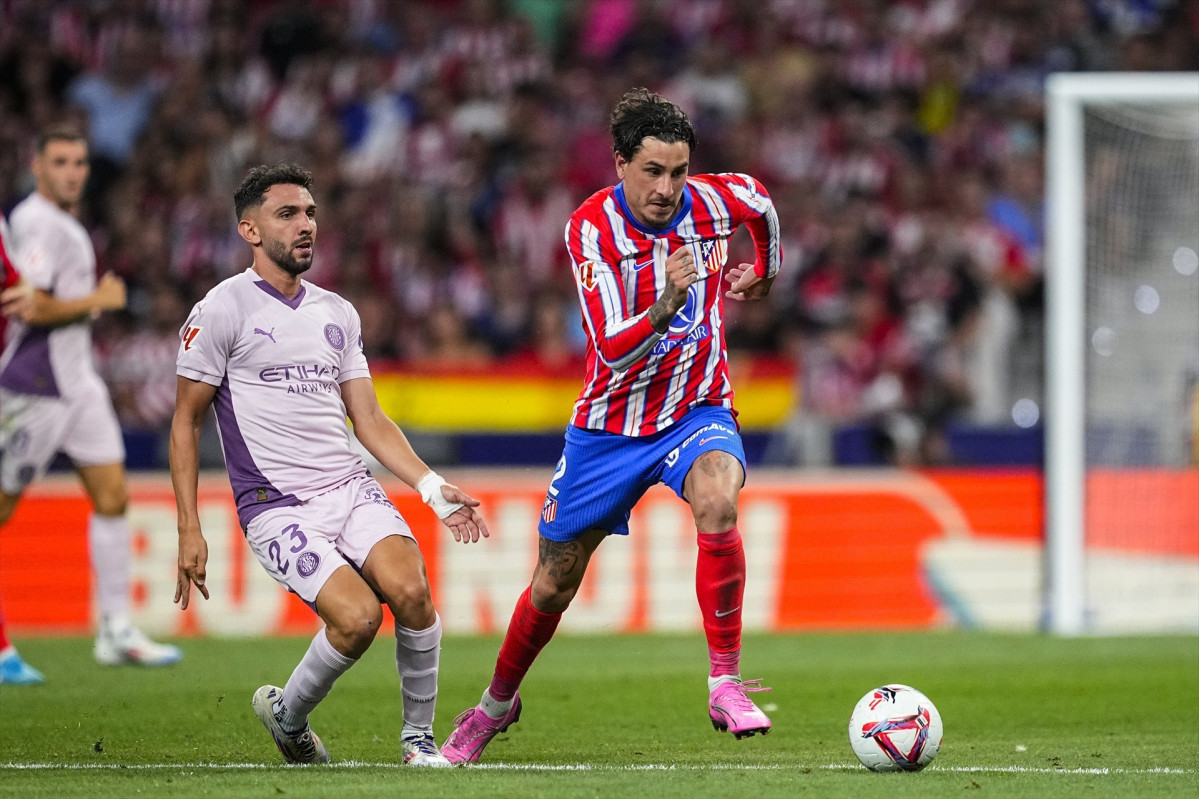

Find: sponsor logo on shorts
665;422;735;469
363;486;397;510
296;551;320;578
682;422;734;450
541;497;557;523
256;488;269;501
324;323;346;351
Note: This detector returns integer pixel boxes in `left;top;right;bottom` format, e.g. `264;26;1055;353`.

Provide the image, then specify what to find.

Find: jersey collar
248;268;306;309
614;182;692;236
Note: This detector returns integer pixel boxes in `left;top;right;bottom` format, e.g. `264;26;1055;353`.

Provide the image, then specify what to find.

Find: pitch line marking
0;762;1192;775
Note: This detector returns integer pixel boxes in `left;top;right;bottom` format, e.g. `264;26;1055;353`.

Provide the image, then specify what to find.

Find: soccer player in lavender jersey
443;88;782;764
0;127;181;671
171;163;490;767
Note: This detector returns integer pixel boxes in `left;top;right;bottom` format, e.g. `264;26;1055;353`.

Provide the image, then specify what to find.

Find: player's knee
92;490;128;517
328;602;383;656
690;492;738;533
530;578;577;613
383;578;434;622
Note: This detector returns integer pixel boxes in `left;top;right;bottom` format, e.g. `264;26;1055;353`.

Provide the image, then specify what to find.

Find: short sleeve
336;300;371;383
12;225;57;291
176;298;234;386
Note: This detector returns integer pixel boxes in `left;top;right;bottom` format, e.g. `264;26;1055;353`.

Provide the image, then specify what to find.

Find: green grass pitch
1;632;1196;798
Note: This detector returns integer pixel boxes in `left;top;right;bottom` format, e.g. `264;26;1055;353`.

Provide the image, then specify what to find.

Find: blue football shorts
537;405;747;542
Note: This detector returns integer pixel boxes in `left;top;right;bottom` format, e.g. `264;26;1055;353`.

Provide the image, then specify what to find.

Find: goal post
1045;72;1199;635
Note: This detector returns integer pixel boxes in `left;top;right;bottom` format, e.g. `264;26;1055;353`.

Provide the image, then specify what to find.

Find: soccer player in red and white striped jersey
0;217;43;684
566;153;780;435
0;216;32;345
444;88;782;763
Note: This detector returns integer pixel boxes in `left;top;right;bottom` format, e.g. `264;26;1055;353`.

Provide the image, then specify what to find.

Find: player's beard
265;237;313;276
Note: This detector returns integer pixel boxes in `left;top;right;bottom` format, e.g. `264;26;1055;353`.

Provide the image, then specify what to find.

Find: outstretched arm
723;173;782;301
6;272;127;327
170;375;217;609
341;377;490;544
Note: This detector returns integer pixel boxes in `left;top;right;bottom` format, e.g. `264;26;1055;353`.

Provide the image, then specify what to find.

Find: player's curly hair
609;88;697;162
234;163;314;220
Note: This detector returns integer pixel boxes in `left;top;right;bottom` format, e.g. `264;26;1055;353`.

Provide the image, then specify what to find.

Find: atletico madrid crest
541;497;557;523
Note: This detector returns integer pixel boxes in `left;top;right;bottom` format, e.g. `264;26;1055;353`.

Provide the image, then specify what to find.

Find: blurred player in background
0;214;43;685
171;163;490;767
0;127;181;670
443;88;782;764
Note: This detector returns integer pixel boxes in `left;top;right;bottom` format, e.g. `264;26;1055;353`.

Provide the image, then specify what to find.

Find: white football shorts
0;381;126;494
244;474;415;604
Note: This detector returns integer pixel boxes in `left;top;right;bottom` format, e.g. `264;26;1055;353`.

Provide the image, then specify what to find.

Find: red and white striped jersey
0;217;23;350
0;217;20;291
565;172;781;436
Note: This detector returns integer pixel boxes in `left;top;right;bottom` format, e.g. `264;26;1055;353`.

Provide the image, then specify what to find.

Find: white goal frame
1044;72;1199;635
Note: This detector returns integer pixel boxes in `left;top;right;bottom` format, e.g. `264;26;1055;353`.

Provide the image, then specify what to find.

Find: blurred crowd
0;0;1194;465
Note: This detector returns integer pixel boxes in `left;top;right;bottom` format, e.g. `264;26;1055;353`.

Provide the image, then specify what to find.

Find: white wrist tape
416;470;464;520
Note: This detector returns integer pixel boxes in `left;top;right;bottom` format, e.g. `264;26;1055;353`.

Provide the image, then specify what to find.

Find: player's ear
237;217;260;246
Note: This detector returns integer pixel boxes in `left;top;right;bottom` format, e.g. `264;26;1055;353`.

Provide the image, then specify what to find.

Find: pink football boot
441;694;522;764
709;678;772;739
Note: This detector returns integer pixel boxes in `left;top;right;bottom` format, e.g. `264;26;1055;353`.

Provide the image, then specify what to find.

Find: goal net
1045;73;1199;634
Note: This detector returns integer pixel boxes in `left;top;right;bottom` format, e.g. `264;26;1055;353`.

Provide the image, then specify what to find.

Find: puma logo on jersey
254;326;276;343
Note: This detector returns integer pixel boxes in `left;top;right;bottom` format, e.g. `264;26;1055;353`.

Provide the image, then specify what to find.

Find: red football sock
696;526;745;679
488;586;562;703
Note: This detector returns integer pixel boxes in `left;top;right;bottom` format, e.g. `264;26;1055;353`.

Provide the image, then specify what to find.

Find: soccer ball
848;684;943;772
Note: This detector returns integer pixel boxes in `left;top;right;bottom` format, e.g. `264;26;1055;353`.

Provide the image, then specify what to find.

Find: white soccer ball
848;684;943;772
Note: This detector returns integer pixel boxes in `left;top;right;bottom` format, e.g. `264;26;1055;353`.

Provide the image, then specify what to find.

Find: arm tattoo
647;297;675;333
539;537;582;579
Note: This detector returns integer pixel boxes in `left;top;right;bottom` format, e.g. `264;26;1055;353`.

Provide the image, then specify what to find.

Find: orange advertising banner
0;469;1194;636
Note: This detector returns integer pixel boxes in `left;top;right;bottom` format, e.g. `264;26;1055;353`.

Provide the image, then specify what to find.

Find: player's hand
725;262;774;301
175;531;211;610
663;245;699;309
438;484;490;544
0;280;35;320
93;272;127;313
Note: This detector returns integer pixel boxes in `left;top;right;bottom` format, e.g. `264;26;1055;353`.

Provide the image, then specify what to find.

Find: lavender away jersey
0;192;99;397
177;268;372;527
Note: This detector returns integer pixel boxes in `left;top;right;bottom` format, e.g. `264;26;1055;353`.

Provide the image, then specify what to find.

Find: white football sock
480;688;515;719
278;627;357;732
88;513;130;623
395;614;441;733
